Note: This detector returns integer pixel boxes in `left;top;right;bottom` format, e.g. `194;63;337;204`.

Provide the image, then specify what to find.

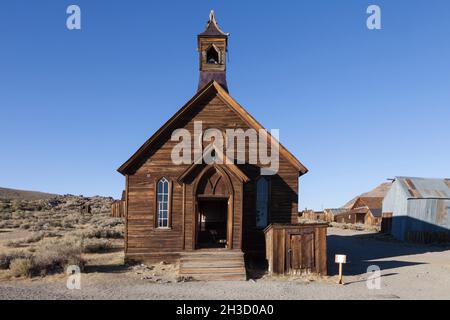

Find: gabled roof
118;81;308;175
349;196;383;217
198;10;229;37
395;176;450;199
352;197;383;210
325;208;348;216
343;182;391;208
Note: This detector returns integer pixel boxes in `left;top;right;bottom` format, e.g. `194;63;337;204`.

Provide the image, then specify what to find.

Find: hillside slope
0;187;57;201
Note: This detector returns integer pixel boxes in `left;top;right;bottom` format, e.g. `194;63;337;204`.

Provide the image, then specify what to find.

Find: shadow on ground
83;264;129;274
327;232;450;276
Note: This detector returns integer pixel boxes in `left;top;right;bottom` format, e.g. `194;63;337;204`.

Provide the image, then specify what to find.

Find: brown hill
0;187;58;201
342;182;392;208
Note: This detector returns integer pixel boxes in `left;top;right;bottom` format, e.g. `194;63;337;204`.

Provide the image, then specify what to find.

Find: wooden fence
111;200;126;218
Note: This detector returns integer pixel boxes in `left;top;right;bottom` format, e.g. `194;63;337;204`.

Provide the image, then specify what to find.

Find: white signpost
335;254;347;284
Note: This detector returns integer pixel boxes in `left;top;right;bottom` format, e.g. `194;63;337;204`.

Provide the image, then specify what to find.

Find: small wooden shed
264;223;327;276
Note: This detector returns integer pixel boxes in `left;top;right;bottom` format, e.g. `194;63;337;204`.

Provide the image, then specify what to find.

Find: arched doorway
194;166;233;249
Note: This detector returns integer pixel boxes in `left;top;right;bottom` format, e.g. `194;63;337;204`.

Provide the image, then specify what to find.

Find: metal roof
396;176;450;199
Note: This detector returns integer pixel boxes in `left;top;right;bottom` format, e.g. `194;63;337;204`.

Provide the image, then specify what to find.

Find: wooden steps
179;250;246;281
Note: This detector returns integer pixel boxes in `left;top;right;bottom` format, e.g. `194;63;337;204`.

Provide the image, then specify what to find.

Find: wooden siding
265;224;327;276
302;210;326;221
124;92;301;261
111;200;126;218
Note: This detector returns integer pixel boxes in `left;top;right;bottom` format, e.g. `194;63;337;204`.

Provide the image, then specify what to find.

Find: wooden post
338;263;343;284
335;254;347;285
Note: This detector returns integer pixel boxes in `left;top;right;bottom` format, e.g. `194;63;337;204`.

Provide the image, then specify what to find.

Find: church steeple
197;10;229;92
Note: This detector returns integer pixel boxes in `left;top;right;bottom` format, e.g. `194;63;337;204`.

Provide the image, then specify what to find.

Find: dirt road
1;228;449;300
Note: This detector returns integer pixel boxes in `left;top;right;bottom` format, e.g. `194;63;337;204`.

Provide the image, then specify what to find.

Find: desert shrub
35;220;48;228
82;238;112;253
8;221;22;229
12;210;29;220
0;201;12;213
6;232;45;248
0;212;12;221
330;222;380;232
0;251;32;269
20;222;31;230
9;258;34;277
48;219;63;228
62;214;80;228
43;231;60;238
79;227;123;239
31;237;85;276
99;218;123;228
61;221;73;229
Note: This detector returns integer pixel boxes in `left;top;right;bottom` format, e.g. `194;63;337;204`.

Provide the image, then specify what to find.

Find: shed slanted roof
370;208;383;218
396;176;450;199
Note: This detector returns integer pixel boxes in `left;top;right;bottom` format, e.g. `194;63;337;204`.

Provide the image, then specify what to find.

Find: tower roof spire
197;11;229;92
199;10;229;37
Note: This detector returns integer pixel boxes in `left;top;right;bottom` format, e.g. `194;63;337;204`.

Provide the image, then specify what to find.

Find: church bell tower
197;10;229;92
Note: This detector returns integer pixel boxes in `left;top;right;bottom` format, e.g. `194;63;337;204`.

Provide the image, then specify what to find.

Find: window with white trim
157;177;169;228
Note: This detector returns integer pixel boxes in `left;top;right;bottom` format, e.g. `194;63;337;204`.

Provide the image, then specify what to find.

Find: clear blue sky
1;0;449;210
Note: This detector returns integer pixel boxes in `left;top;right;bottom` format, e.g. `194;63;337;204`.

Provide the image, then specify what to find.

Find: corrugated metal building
382;177;450;242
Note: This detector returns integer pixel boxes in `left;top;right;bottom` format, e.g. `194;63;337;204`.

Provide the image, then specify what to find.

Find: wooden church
117;11;310;280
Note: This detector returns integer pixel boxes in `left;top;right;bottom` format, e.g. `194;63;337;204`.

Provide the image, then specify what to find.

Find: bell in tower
197;10;229;92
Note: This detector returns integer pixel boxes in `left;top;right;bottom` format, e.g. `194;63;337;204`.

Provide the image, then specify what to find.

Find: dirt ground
0;227;449;300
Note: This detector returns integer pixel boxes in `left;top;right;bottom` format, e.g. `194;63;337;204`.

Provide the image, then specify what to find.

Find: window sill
154;227;172;231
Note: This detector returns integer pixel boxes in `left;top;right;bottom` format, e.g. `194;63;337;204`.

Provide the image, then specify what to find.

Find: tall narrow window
157;177;169;228
256;178;269;229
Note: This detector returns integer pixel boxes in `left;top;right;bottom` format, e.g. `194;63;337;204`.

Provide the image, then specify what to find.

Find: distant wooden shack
265;223;327;276
333;197;383;226
302;209;326;221
352;197;383;226
111;190;126;218
324;208;348;223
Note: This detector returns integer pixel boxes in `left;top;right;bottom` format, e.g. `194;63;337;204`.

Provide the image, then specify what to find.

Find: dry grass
5;232;45;248
6;237;86;277
0;194;124;278
9;258;34;277
0;251;32;270
330;222;380;232
82;238;113;253
76;227;123;239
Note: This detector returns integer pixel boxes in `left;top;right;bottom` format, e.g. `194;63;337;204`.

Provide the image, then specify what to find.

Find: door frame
191;165;235;250
195;196;231;249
